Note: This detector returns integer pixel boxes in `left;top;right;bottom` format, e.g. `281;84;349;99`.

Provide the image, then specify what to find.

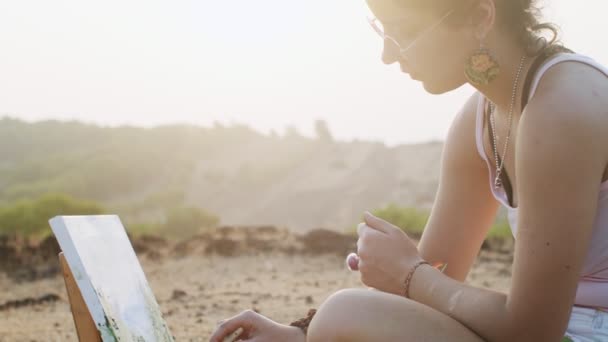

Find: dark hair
392;0;562;55
495;0;561;55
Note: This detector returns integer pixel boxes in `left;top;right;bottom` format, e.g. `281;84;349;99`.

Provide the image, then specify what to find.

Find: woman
210;0;608;340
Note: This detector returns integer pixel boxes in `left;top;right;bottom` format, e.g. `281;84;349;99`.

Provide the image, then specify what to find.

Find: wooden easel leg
59;252;102;342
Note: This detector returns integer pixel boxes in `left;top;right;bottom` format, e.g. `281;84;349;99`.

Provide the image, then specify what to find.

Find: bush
125;222;165;237
163;206;219;238
348;204;513;241
372;204;430;236
0;193;104;237
488;218;513;239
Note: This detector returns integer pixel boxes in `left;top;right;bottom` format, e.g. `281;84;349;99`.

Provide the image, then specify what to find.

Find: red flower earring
465;41;500;86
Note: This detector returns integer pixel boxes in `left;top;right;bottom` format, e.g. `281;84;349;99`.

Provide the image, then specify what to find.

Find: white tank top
475;52;608;308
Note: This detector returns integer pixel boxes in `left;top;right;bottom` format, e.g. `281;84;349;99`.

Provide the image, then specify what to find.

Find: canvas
49;215;174;342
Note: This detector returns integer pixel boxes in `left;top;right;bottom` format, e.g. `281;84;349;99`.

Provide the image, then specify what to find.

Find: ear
469;0;496;40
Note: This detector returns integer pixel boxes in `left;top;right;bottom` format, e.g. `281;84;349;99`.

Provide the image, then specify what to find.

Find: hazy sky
1;0;606;145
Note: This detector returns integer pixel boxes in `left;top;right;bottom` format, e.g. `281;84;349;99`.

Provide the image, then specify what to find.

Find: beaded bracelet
403;260;431;299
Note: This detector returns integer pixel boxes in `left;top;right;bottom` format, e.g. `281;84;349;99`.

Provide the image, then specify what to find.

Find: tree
314;119;333;143
284;125;302;139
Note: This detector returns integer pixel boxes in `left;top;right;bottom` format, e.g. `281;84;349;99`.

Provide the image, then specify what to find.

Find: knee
307;288;364;342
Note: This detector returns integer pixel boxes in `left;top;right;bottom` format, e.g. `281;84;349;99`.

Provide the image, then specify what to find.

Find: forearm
409;264;513;342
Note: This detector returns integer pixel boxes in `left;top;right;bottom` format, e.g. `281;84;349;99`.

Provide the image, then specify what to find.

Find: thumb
210;311;255;342
363;211;392;234
221;327;246;342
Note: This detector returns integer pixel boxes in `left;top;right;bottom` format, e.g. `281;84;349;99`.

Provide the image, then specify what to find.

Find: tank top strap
475;94;488;163
522;47;608;112
521;45;574;112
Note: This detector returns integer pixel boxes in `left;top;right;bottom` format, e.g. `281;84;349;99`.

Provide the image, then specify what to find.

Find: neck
470;36;535;119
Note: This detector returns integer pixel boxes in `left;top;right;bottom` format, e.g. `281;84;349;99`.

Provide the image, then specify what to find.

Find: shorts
563;306;608;341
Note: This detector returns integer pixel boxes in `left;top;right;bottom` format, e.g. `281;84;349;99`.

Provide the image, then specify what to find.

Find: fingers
353;213;398;275
363;211;392;234
357;258;373;286
357;226;384;247
356;223;386;265
356;222;366;237
222;327;244;342
357;222;384;239
209;310;256;342
358;213;393;237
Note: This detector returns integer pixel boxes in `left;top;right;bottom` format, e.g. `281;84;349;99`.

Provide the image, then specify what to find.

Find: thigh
307;288;485;342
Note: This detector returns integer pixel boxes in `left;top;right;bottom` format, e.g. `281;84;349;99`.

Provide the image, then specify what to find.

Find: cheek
413;35;470;82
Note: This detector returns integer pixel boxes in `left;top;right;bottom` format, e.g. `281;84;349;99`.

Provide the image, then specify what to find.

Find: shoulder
443;92;485;168
455;91;481;126
527;55;608;125
447;92;481;145
522;57;608;165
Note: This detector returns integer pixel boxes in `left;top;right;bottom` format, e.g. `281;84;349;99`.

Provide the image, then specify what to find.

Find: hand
209;309;305;342
349;212;423;295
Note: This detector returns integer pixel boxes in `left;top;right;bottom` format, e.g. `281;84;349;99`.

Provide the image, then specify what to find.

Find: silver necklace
488;54;527;189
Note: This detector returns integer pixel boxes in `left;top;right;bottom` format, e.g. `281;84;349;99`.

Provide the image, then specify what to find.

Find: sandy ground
0;229;513;341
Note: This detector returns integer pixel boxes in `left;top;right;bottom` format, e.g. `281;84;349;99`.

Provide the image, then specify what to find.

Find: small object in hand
222;327;244;342
346;253;359;271
289;308;317;335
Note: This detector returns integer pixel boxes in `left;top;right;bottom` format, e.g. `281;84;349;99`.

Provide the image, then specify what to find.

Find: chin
421;82;452;95
420;78;465;95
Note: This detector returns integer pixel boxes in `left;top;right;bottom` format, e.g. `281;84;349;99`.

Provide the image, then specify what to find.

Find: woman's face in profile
366;0;476;94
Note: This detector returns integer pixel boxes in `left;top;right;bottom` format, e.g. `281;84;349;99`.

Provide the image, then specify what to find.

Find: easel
59;252;102;342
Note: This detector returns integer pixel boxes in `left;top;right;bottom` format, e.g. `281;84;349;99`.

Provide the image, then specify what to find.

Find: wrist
402;260;430;298
408;263;439;302
283;325;307;342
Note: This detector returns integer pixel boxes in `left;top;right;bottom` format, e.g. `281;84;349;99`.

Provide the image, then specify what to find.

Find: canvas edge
49;215;117;341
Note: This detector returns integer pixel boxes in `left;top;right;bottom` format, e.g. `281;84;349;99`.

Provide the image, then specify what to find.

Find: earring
465;41;500;86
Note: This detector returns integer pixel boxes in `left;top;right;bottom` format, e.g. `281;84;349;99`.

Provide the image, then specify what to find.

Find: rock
171;289;188;301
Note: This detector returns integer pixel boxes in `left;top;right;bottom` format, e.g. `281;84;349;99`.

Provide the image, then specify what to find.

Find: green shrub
125;222;165;237
488;218;513;239
373;204;430;236
163;206;219;238
347;204;513;241
0;193;104;237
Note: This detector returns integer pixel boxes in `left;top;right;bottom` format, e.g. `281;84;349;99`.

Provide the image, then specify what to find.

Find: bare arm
418;92;500;282
411;63;608;341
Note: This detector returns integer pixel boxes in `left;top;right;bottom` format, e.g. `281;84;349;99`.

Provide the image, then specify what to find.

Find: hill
0;117;444;231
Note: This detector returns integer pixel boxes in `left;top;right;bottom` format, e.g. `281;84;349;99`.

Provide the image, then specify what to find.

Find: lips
399;59;413;74
401;65;418;79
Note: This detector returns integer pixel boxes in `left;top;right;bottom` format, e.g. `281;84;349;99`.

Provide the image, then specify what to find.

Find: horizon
0;115;447;147
1;0;606;146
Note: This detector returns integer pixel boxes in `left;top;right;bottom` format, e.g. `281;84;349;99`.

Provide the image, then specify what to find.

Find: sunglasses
367;8;456;58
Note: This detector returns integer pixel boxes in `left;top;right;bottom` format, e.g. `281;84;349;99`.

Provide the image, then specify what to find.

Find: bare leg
307;288;485;342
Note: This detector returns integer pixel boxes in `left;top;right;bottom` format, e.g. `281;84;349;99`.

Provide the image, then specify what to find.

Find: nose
381;38;400;65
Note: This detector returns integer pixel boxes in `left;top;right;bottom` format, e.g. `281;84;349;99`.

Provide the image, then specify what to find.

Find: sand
0;228;513;341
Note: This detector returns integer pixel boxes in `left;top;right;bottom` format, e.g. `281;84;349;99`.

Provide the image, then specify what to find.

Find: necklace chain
489;54;527;190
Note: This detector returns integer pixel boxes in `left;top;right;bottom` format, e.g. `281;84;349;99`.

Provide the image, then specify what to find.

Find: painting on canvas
50;215;174;342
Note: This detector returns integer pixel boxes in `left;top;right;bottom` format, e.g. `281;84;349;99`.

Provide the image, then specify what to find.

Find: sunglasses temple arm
400;8;455;54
